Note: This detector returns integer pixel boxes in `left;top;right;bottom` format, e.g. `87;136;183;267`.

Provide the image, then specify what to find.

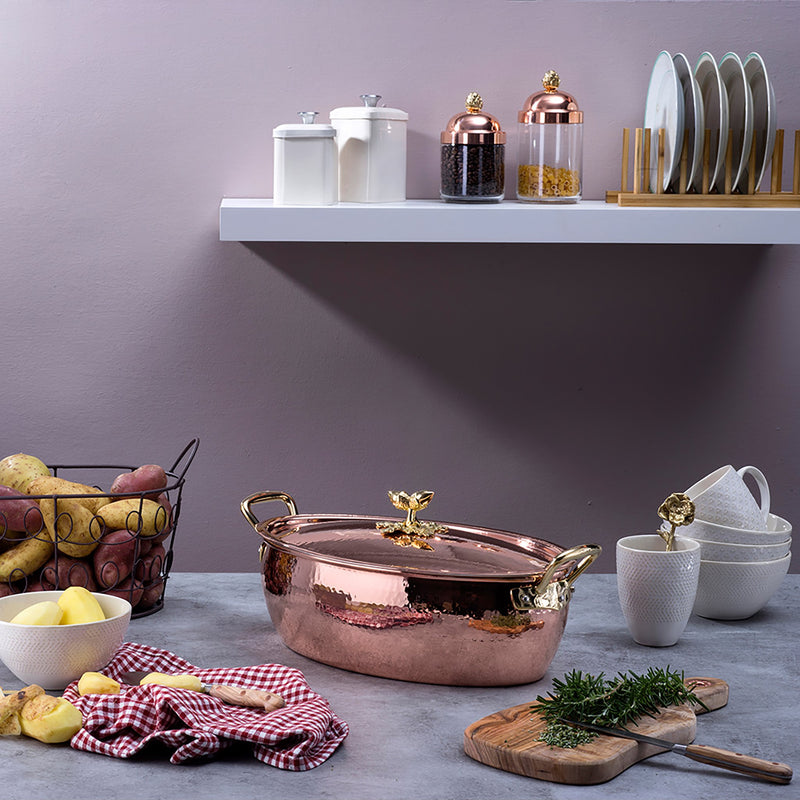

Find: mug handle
737;466;770;523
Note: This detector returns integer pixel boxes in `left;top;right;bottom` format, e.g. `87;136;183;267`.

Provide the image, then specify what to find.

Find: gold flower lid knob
441;91;506;145
518;69;583;125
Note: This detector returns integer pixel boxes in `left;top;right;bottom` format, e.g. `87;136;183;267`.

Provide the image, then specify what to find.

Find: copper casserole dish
241;490;601;686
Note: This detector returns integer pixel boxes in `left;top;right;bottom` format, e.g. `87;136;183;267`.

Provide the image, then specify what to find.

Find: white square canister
329;94;408;203
273;111;338;205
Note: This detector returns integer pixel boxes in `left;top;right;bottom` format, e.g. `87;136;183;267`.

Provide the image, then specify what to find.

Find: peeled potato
139;672;203;691
57;586;106;625
19;695;82;743
9;600;63;626
77;672;121;696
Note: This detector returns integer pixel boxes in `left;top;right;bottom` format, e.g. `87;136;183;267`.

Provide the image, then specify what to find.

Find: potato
9;600;63;625
40;555;97;591
38;498;104;558
92;529;147;589
19;694;82;743
137;576;165;610
57;586;105;624
27;476;110;515
135;543;165;584
0;486;45;535
0;536;54;582
77;672;120;697
96;498;168;538
0;454;50;493
148;493;174;544
102;576;143;606
110;464;167;499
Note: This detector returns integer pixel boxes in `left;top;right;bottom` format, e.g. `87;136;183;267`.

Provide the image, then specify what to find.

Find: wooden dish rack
605;127;800;206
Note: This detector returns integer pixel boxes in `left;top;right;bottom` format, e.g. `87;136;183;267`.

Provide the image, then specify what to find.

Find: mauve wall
2;1;798;574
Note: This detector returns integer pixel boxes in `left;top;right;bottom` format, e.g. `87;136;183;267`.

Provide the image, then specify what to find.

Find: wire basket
0;438;199;618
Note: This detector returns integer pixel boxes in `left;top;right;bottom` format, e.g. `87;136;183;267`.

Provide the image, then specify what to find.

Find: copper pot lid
441;92;506;145
255;490;565;580
518;70;583;125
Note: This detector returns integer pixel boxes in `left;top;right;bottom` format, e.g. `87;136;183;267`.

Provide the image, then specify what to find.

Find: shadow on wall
242;240;769;484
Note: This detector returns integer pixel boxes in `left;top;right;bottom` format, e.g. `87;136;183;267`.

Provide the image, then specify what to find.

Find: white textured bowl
677;535;790;562
665;512;791;545
693;553;791;620
0;591;131;689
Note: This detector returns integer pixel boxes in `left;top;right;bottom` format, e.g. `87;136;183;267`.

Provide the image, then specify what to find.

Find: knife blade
120;671;285;711
558;718;792;784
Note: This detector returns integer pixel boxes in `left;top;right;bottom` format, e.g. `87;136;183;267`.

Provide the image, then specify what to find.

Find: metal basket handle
168;438;200;482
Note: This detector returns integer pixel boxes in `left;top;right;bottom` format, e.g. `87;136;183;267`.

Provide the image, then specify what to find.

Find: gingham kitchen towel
62;642;349;769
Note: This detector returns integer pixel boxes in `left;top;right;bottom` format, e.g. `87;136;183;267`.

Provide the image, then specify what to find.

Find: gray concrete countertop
2;573;797;800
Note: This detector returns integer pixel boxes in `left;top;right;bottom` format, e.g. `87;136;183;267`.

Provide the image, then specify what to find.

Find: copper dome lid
441;92;506;145
518;70;583;125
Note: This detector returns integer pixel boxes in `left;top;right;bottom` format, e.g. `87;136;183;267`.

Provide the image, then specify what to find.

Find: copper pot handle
240;491;299;528
510;543;602;611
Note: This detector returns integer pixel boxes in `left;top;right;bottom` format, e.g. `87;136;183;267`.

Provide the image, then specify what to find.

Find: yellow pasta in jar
518;164;580;199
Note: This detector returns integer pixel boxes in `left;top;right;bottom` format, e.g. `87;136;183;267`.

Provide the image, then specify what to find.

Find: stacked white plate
644;51;776;193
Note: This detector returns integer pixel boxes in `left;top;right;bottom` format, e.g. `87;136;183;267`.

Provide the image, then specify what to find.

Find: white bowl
693;553;791;620
677;535;790;562
0;591;131;689
665;512;791;545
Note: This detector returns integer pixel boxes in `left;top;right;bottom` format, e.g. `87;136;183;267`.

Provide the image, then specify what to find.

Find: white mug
684;465;770;530
617;535;701;647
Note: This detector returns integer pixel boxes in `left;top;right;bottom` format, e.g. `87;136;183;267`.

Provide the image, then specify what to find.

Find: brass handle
240;491;299;529
511;544;602;611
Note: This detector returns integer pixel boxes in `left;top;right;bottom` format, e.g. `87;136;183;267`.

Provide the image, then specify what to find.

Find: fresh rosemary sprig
533;667;707;749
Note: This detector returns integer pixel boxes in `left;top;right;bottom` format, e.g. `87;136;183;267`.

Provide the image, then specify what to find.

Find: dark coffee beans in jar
441;143;505;202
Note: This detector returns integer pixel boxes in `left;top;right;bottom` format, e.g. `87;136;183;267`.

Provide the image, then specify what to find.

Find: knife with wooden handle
560;718;792;784
121;671;285;711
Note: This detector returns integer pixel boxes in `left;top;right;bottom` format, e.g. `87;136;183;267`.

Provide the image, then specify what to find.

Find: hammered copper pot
240;490;601;686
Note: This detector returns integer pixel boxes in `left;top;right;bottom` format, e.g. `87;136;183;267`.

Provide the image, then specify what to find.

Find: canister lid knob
298;111;319;124
441;91;506;145
518;70;583;125
360;94;381;107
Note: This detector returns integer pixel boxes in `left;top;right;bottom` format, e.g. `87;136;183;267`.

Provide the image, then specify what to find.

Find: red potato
103;576;144;606
40;555;97;591
93;529;150;589
0;485;45;535
137;576;165;610
110;464;167;500
148;493;173;544
135;543;166;583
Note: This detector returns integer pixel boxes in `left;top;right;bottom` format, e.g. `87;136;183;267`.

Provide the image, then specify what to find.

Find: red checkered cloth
62;642;349;769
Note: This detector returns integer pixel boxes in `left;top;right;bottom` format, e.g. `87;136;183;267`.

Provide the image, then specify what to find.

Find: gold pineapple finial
542;70;560;92
465;91;483;113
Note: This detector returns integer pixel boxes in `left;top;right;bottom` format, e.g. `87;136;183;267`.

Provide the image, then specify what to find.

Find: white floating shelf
219;198;800;245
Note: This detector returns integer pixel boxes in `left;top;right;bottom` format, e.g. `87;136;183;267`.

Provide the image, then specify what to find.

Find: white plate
743;52;777;192
644;51;684;191
694;52;729;192
672;52;705;191
719;52;754;193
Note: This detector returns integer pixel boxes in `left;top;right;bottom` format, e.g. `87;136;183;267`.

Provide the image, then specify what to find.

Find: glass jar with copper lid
440;92;505;202
517;71;583;203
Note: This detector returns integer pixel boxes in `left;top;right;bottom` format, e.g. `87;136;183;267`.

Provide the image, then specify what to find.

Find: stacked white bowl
672;466;792;620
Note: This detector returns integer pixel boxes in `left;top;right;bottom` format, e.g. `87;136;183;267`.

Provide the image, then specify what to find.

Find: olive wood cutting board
464;677;729;785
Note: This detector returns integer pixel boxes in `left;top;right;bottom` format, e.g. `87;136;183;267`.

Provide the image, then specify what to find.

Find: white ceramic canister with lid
273;111;338;205
329;94;408;202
